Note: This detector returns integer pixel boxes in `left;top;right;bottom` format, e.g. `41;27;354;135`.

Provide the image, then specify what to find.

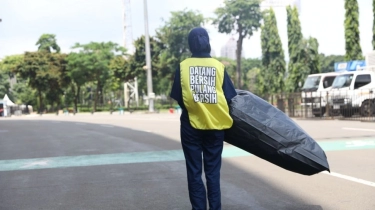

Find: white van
301;72;339;117
328;67;375;117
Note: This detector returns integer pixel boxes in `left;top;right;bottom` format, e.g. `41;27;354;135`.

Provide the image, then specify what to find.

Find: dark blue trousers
181;125;224;210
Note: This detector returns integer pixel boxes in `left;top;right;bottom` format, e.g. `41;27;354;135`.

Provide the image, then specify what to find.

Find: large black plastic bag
225;90;330;175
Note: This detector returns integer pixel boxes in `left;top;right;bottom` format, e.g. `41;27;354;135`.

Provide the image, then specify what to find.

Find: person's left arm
222;69;237;105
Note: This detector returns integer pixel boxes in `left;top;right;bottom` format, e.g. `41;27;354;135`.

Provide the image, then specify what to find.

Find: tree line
0;0;370;113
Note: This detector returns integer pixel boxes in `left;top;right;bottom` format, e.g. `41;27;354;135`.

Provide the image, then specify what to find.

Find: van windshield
302;76;321;91
331;74;353;88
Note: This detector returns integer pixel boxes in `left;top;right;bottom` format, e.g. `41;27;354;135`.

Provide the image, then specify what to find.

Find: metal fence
269;90;375;122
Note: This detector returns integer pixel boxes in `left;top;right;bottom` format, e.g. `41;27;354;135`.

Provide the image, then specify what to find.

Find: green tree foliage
215;57;237;80
286;6;321;92
0;55;23;100
108;56;127;90
156;9;205;92
344;0;363;60
286;6;303;92
286;6;303;60
154;51;175;95
45;53;70;112
11;79;37;113
0;70;10;98
36;34;61;53
213;0;262;88
127;36;165;95
246;67;261;94
287;37;322;92
15;52;69;113
109;56;127;82
214;57;261;92
304;37;321;75
259;9;286;95
0;55;23;74
66;52;92;112
242;58;262;92
103;56;128;111
320;54;345;73
70;42;125;112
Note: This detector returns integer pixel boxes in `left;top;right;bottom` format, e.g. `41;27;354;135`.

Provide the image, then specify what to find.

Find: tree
285;6;320;92
286;37;322;92
213;0;262;88
344;0;363;60
106;56;128;110
213;57;261;91
15;52;69;113
286;6;303;92
11;79;37;113
320;54;345;73
36;34;61;53
156;9;205;92
0;70;10;98
0;55;23;100
246;67;261;94
0;54;23;74
66;52;91;113
286;6;303;62
259;9;286;96
109;56;128;83
70;42;125;112
44;53;70;113
215;57;237;80
304;37;321;75
242;58;262;91
127;36;165;95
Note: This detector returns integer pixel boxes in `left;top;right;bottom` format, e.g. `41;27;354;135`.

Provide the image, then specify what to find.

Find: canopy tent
2;94;16;106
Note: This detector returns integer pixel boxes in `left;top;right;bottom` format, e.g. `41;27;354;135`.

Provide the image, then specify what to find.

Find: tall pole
143;0;154;112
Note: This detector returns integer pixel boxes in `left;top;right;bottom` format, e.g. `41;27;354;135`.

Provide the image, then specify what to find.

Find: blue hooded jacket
188;27;211;56
170;27;236;129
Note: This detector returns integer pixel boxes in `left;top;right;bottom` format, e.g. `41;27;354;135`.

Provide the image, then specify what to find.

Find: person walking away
170;27;237;210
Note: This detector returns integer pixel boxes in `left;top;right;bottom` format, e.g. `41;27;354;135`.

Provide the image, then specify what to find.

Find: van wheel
360;100;374;116
341;109;353;118
314;108;326;117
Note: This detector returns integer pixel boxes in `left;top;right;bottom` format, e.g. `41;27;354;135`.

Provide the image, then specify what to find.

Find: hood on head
188;27;211;54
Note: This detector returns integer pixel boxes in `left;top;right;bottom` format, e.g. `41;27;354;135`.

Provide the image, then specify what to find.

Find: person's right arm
170;67;183;105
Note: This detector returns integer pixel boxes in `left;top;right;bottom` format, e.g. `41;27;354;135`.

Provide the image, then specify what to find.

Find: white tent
2;94;15;106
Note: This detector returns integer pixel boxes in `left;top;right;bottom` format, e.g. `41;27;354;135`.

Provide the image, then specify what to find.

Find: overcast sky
0;0;373;60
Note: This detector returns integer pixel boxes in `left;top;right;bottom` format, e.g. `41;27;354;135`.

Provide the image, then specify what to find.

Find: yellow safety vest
180;58;233;130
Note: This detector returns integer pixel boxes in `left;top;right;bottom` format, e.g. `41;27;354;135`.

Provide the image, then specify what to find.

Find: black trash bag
225;90;330;176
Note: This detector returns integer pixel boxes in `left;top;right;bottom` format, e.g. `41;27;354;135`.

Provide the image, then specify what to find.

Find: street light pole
143;0;154;112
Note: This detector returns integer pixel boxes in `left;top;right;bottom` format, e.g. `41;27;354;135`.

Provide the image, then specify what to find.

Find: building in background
220;37;245;60
211;49;216;57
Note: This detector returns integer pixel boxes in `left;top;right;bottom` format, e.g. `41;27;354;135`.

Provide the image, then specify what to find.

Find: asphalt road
0;113;374;210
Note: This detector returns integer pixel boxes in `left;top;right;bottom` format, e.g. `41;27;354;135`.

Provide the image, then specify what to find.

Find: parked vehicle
328;53;375;117
328;67;375;117
301;72;338;117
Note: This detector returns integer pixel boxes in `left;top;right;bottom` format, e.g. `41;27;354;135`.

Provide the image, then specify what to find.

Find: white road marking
342;127;375;132
321;171;375;188
345;140;375;148
21;160;50;168
0;130;9;133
